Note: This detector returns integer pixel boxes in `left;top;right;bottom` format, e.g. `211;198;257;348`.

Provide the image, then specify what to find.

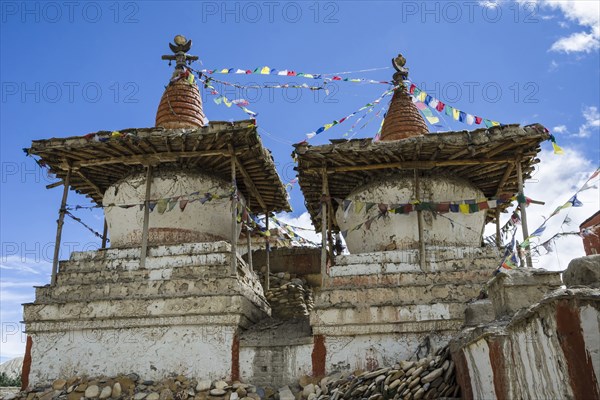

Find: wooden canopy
28;120;291;213
293;123;550;231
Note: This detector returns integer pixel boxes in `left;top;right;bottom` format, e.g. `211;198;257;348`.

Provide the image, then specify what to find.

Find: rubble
262;272;314;319
8;345;458;400
304;345;459;400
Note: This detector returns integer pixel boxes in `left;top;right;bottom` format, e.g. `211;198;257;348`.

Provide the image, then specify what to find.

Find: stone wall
311;246;500;375
23;242;269;387
451;256;600;400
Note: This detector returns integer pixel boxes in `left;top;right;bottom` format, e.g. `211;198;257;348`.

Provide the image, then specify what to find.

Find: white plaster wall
103;170;244;247
239;344;312;386
463;339;496;400
324;333;453;373
28;325;235;387
579;305;600;385
336;174;486;253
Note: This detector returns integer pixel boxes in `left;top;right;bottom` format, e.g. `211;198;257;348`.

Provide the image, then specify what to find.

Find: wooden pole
231;155;238;276
321;168;328;287
51;167;72;285
265;212;270;291
414;170;426;271
101;218;108;249
140;165;153;269
516;158;533;268
495;208;502;248
246;197;253;272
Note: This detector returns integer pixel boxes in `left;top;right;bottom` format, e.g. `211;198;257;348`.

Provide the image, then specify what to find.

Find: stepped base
23;242;269;386
310;246;500;374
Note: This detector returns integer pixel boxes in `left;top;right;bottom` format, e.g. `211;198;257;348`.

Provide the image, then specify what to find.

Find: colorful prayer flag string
404;80;502;128
299;85;397;143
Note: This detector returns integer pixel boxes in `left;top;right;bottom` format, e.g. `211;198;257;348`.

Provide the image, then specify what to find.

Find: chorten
22;36;289;386
293;54;550;374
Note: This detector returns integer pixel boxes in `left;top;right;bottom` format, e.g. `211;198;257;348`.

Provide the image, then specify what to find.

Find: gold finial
161;35;198;69
391;53;409;84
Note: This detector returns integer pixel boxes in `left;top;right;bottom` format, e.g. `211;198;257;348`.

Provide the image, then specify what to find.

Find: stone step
313;283;482;308
36;276;262;303
59;251;231;273
24;293;267;324
324;269;492;289
68;241;232;262
310;302;468;326
56;263;232;285
334;246;500;266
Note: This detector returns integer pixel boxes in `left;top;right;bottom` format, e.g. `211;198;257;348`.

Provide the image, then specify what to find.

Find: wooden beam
516;158;533;269
496;163;516;196
101;218;108;249
312;157;519;174
46;181;63;189
321;168;328;287
140;166;153;269
265;213;270;291
74;169;103;199
51;166;72;285
234;157;267;211
231;154;238;276
70;149;243;168
495;208;501;248
414;170;426;271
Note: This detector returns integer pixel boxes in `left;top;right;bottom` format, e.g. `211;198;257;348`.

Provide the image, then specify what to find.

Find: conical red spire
379;54;428;141
155;35;206;129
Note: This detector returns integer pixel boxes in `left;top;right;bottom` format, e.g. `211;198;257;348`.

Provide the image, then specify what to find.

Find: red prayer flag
436;101;445;112
475;116;483;124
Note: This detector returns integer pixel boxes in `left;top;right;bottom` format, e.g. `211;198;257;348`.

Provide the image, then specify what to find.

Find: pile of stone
264;272;314;319
300;346;459;400
6;374;263;400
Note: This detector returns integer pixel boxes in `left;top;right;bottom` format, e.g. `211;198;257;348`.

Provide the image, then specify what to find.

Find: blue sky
1;1;599;362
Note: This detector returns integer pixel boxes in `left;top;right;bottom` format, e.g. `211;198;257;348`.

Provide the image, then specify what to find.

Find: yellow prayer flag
220;68;229;74
323;123;333;131
552;142;564;155
261;66;270;74
459;204;470;214
452;108;460;120
223;98;232;107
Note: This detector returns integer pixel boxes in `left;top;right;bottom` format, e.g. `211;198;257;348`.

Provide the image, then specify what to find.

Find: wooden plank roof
27;120;291;213
293;123;550;231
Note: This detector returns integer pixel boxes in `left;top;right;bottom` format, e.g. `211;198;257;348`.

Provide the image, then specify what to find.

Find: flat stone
67;392;82;400
214;380;229;390
196;379;212;392
303;383;316;396
52;379;67;390
133;393;147;400
146;393;159;400
84;385;100;398
278;386;295;400
230;392;239;400
422;367;444;384
99;386;112;399
112;382;122;397
210;388;227;396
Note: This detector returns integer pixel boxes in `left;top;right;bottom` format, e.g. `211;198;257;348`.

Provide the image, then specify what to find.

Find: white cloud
550;31;600;53
486;146;599;271
552;124;568;134
537;0;600;53
575;105;600;138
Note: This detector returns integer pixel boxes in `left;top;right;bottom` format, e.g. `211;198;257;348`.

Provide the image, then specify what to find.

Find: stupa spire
378;54;428;141
155;35;206;129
